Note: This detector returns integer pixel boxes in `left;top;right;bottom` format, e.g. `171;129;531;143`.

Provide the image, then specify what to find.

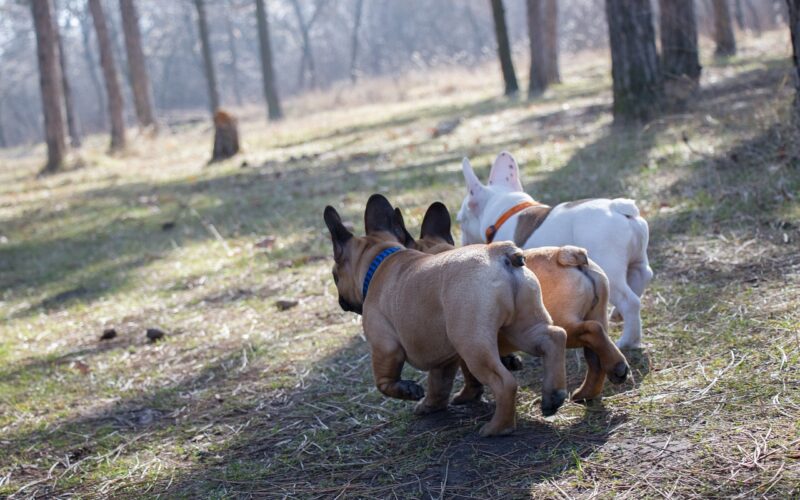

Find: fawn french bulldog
395;201;629;401
324;194;568;436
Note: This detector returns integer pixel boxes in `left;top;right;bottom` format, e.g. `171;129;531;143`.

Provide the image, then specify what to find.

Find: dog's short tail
556;246;589;267
610;198;640;219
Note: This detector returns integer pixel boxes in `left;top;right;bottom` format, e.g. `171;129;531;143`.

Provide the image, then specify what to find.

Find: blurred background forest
0;0;795;154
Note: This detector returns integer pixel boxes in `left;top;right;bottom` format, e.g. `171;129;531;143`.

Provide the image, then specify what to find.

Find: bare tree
712;0;737;56
350;0;365;83
255;0;282;120
31;0;67;172
54;2;82;148
544;0;560;84
289;0;327;89
119;0;156;129
224;3;243;106
89;0;126;151
605;0;663;123
193;0;220;114
659;0;701;105
77;3;107;129
527;0;548;97
789;0;800;118
490;0;518;96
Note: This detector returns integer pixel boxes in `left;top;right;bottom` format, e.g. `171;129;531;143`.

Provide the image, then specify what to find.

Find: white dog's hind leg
610;281;643;349
627;257;653;297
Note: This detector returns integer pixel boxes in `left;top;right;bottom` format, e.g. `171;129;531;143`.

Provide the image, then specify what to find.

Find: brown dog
395;202;629;401
324;194;569;436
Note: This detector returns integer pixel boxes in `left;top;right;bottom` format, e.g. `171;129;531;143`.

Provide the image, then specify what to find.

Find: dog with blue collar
324;194;568;437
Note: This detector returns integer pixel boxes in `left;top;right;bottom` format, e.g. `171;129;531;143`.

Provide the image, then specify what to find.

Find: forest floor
1;33;799;498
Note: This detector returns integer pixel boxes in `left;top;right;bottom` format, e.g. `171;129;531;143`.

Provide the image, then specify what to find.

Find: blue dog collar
362;247;402;299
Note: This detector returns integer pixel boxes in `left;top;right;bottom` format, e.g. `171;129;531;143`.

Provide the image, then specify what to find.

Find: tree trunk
350;0;365;83
54;2;82;148
193;0;220;114
605;0;663;124
211;109;239;162
255;0;283;120
527;0;548;97
712;0;737;56
119;0;156;129
734;0;746;29
89;0;126;152
224;4;243;106
744;0;763;35
79;6;106;130
289;0;319;89
490;0;519;96
544;0;560;84
789;0;800;119
659;0;701;106
31;0;67;172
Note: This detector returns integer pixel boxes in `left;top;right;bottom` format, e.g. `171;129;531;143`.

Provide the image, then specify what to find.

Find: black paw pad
397;380;425;400
500;354;524;371
541;389;568;416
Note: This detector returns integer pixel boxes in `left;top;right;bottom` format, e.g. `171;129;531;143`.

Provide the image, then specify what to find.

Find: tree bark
490;0;519;96
31;0;67;172
224;3;243;106
78;5;106;130
255;0;283;120
789;0;800;119
744;0;763;35
89;0;126;152
544;0;560;84
734;0;746;29
659;0;701;105
54;2;82;148
605;0;663;124
527;0;548;97
119;0;156;129
712;0;737;56
350;0;365;83
290;0;325;89
193;0;220;114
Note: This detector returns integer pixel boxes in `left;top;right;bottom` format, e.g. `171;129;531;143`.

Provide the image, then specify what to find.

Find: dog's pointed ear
393;208;416;248
462;157;488;214
421;202;454;245
488;151;523;192
364;194;406;242
323;206;353;261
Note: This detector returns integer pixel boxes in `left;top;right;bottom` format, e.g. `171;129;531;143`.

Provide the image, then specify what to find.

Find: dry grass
0;32;798;498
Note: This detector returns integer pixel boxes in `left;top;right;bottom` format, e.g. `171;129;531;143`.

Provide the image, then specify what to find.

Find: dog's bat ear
324;206;353;261
393;208;416;248
421;202;454;245
488;151;524;192
364;194;401;237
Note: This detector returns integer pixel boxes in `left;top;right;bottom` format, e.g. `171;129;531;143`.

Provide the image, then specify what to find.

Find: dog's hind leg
503;323;568;417
627;261;653;298
452;359;484;405
458;346;518;437
415;359;459;415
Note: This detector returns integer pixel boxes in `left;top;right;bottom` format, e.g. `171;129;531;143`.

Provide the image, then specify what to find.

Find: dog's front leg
414;359;458;415
368;339;425;401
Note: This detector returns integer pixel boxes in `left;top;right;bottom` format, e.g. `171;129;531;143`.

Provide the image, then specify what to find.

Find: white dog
457;152;652;349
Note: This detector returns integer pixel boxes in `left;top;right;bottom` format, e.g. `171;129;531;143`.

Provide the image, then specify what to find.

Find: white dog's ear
488;151;523;192
461;157;487;212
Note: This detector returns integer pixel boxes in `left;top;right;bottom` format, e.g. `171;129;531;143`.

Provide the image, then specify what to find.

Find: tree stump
211;109;239;162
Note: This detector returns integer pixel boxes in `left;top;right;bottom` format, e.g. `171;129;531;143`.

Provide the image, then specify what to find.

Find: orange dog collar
485;201;540;243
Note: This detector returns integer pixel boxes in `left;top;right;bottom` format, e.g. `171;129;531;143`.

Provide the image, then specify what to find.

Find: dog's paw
541;389;568;417
396;380;425;401
479;422;516;437
413;400;448;415
608;361;629;384
451;386;484;405
500;354;524;371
